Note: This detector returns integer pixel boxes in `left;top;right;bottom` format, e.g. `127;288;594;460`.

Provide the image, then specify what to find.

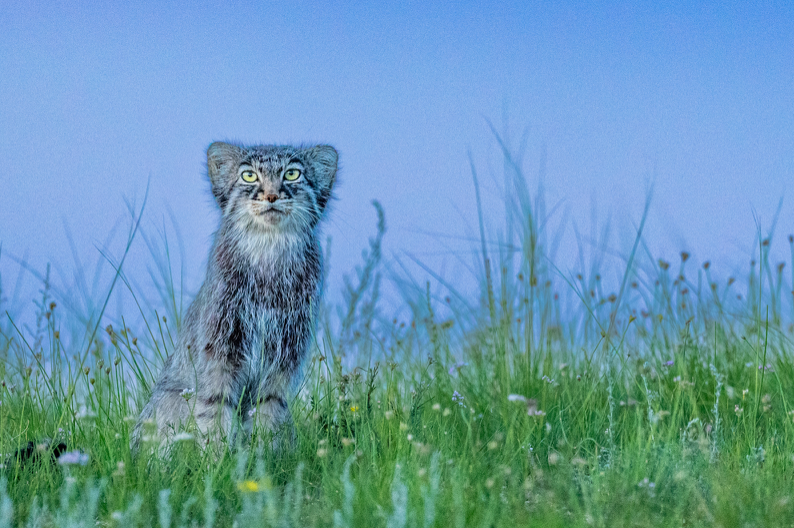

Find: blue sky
1;1;793;318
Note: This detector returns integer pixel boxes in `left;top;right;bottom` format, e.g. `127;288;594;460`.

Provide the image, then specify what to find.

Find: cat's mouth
253;206;288;225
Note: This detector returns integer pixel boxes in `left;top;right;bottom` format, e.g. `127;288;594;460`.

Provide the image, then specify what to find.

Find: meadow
2;141;794;527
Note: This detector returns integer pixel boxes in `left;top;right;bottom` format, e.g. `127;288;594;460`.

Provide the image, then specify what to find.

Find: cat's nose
265;194;278;203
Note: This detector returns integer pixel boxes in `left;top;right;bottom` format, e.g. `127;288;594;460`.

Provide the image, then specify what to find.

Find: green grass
2;140;794;527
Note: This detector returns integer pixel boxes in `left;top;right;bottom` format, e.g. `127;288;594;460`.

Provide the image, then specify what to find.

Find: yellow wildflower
237;478;272;493
237;480;259;493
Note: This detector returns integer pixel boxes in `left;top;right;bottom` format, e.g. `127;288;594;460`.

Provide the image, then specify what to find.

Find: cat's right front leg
192;360;240;447
191;395;235;447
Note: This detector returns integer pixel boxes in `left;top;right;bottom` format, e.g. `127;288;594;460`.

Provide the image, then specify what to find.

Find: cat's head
206;142;337;235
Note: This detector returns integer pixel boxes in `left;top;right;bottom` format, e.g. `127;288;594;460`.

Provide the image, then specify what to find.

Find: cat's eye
240;170;257;183
284;169;301;181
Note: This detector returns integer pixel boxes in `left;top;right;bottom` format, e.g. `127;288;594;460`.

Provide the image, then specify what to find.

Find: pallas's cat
131;141;337;452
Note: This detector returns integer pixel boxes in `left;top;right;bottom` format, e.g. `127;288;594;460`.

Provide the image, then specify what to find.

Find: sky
1;1;793;323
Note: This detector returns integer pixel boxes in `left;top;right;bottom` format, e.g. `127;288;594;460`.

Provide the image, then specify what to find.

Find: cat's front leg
247;391;295;451
191;359;239;447
192;393;237;446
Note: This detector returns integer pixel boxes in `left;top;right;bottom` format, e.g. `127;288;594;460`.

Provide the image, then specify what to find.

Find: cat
131;141;337;453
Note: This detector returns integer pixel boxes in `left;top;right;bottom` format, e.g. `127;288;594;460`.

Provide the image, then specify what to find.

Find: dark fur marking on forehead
245;146;303;164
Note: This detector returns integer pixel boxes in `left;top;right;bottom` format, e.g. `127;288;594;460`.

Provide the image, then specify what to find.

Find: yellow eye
240;170;257;183
284;168;301;181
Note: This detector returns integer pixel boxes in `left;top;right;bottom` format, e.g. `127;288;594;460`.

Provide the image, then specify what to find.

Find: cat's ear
305;145;338;210
207;142;245;206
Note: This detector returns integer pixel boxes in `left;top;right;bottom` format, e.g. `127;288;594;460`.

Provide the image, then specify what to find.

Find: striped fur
131;142;337;453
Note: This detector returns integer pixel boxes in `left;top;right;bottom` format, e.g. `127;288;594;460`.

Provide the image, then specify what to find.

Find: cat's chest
233;269;315;376
229;262;317;313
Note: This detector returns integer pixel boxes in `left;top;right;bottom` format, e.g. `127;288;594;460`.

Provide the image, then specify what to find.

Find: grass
2;138;794;527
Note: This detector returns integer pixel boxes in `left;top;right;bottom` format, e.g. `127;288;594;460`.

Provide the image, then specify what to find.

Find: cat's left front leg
247;386;295;450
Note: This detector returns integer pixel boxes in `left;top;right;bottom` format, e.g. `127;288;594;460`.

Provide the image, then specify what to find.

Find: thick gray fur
131;141;337;453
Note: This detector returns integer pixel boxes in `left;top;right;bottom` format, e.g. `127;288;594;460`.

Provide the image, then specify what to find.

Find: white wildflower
58;450;89;466
74;405;96;419
509;394;545;416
